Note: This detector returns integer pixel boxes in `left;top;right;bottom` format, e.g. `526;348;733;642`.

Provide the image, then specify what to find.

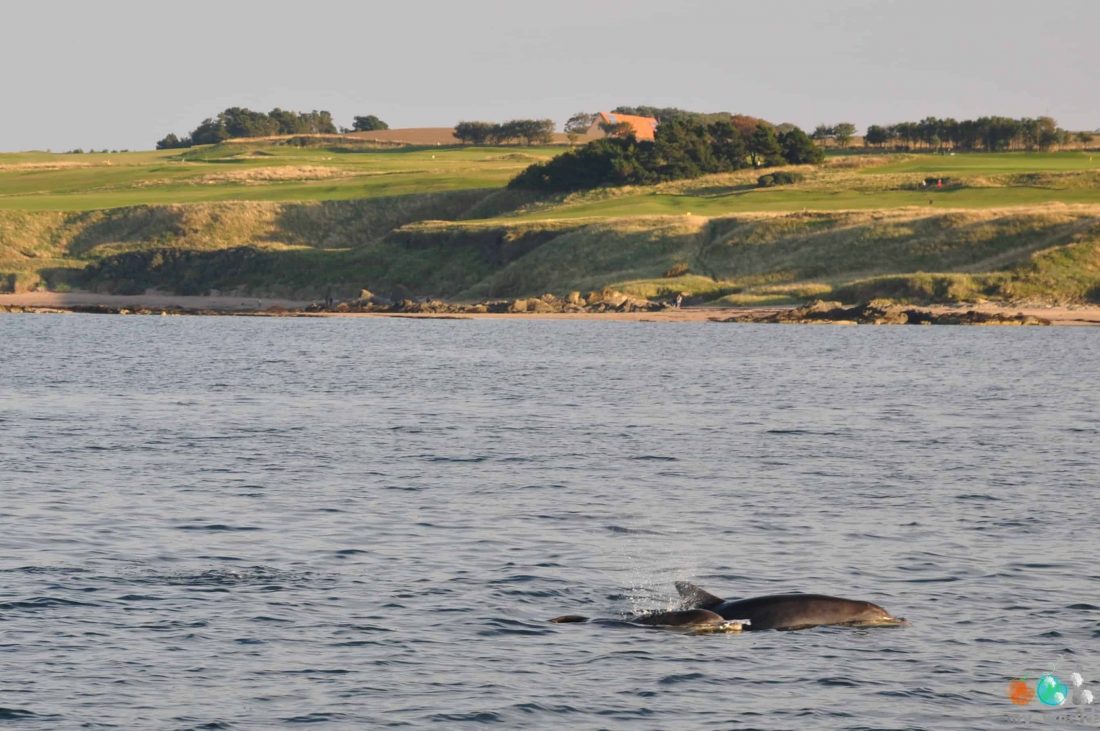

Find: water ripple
2;316;1098;729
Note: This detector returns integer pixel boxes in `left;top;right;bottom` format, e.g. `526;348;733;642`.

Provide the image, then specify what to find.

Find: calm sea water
1;314;1099;730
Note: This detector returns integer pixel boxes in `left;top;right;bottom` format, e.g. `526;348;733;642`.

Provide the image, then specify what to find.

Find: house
581;112;660;142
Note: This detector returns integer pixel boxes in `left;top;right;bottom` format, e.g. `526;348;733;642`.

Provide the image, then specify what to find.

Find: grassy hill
2;140;1099;304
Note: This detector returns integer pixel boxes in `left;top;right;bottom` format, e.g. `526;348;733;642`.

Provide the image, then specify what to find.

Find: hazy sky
4;0;1098;151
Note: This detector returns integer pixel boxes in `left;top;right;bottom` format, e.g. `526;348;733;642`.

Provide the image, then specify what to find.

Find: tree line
609;105;734;125
817;116;1090;152
157;108;389;149
508;118;823;192
452;119;555;145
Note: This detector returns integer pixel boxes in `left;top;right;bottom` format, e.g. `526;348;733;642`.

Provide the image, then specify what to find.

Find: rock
720;300;1051;326
566;291;584;306
802;299;845;314
602;290;629;308
509;298;528;313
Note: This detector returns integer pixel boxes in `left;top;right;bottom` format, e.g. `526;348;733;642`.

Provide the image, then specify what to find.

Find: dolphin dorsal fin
675;581;724;609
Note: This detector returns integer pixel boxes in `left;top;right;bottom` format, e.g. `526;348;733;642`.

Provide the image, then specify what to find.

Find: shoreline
2;291;1100;326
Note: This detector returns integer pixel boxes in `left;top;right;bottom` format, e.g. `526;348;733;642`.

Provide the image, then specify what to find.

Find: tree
157;107;343;148
1036;116;1060;150
1077;131;1094;148
651;119;708;178
189;117;229;145
612;106;730;124
707;120;747;170
352;115;389;132
156;133;190;150
509;137;646;192
599;120;636;138
220;107;279;138
509;116;753;192
748;123;785;167
509;119;555;145
894;121;919;149
812;124;833;144
269;108;308;134
564;112;598;144
492;121;521;144
453;121;496;145
309;110;338;134
730;114;770;141
778;127;824;164
957;119;981;150
864;124;890;148
832;122;856;148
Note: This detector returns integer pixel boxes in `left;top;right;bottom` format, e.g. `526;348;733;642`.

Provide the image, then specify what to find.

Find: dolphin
676;582;907;631
549;608;746;633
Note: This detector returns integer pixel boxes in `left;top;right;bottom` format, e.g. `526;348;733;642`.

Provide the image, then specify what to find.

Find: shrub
757;171;804;187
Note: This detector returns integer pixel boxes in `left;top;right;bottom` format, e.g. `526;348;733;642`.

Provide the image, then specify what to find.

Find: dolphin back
677;583;903;631
675;581;725;610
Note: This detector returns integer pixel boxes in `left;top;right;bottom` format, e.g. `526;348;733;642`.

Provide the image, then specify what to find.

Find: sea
1;314;1098;730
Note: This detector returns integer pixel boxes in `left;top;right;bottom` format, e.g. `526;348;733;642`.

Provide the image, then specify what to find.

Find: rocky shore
303;289;670;315
5;292;1095;325
715;300;1052;326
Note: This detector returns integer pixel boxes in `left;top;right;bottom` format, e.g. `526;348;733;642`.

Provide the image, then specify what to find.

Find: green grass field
2;145;1098;214
2;140;1099;304
0;144;557;211
502;151;1100;220
855;151;1100;175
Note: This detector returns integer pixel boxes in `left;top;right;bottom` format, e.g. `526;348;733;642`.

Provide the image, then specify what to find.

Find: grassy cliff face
399;207;1100;304
2;142;1100;302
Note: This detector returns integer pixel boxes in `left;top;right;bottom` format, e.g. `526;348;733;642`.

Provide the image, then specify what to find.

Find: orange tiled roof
598;112;659;141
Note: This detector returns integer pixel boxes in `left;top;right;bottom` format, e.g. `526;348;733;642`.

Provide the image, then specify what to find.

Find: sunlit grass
0;144;561;211
4;144;1100;303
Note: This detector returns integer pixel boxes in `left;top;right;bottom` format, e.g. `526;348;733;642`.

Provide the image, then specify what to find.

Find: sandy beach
3;291;1100;325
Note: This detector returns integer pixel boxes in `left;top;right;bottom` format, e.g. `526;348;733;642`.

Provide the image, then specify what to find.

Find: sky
3;0;1098;151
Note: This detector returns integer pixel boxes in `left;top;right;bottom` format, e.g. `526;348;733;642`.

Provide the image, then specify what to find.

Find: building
581;112;660;142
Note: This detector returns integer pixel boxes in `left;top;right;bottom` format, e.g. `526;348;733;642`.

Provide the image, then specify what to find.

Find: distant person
675;292;684;309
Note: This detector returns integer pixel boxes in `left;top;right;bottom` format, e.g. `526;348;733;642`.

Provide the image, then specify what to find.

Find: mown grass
857;151;1100;175
489;150;1100;220
2;146;1098;214
0;145;560;212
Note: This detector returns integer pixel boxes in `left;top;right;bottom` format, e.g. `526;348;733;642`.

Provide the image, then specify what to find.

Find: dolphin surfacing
676;582;907;631
549;608;745;633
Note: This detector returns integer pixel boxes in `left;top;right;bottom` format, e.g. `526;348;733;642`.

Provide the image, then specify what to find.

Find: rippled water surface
2;314;1099;730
